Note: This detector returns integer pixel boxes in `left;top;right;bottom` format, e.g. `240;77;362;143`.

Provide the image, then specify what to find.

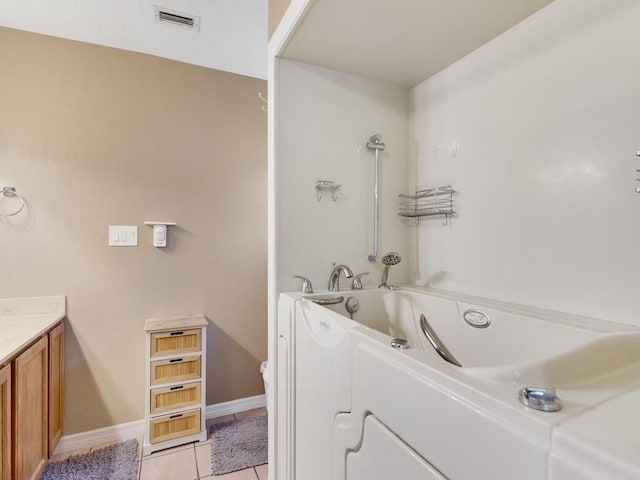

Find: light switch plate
109;226;138;246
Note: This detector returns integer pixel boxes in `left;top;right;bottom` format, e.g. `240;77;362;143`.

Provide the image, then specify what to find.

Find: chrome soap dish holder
316;180;341;202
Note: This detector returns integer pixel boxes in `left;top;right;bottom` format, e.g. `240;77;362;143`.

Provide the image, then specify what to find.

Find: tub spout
328;264;353;292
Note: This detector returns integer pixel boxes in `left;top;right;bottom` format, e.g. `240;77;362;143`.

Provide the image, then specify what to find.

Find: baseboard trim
54;418;145;455
54;394;267;455
204;394;266;419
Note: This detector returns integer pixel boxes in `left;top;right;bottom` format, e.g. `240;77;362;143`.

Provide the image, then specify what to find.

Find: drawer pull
170;331;185;336
170;385;184;391
169;414;183;419
169;358;183;363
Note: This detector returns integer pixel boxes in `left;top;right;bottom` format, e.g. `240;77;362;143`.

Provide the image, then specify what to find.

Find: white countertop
0;296;66;365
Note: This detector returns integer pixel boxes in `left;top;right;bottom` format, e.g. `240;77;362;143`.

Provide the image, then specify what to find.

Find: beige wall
269;0;292;38
0;27;267;434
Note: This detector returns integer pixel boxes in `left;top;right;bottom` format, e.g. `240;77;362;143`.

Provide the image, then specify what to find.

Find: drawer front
149;409;201;444
150;382;201;415
150;356;201;385
150;329;201;357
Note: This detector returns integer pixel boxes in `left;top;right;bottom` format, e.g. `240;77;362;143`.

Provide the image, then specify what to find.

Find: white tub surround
411;0;640;325
274;59;411;294
268;1;640;479
0;295;66;364
277;288;640;480
550;387;640;480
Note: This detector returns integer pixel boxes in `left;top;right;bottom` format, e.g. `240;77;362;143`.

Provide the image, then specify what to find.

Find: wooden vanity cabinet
0;364;11;480
14;336;49;480
0;320;65;480
48;322;64;455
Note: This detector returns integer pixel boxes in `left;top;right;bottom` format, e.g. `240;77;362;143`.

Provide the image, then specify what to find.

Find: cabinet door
49;322;64;455
0;364;10;480
14;336;48;480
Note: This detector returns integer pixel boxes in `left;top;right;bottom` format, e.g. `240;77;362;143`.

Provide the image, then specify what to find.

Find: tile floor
50;407;268;480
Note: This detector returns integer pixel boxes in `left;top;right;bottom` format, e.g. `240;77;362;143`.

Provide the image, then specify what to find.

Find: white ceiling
0;0;268;79
282;0;555;87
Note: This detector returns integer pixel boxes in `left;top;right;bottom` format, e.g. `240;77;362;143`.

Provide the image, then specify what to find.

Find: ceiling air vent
154;6;200;31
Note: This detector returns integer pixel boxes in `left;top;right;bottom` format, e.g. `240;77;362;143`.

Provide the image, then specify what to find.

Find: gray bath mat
210;415;268;475
41;438;139;480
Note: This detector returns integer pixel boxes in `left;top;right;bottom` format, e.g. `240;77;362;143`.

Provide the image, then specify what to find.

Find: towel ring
1;187;25;216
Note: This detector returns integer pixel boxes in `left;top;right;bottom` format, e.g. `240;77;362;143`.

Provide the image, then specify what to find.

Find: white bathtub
275;287;640;480
320;288;640;385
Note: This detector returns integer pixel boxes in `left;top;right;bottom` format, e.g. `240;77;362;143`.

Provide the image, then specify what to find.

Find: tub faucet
328;264;353;292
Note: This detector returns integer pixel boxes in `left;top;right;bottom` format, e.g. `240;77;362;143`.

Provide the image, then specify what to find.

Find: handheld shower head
382;252;402;266
379;252;401;289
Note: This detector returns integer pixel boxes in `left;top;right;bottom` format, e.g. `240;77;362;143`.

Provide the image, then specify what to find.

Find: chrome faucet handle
293;275;313;294
351;272;369;290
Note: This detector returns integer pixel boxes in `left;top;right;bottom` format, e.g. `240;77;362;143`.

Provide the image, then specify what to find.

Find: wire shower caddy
398;185;455;225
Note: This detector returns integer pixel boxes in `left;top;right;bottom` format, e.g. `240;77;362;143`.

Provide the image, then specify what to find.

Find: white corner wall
276;59;410;293
411;0;640;325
